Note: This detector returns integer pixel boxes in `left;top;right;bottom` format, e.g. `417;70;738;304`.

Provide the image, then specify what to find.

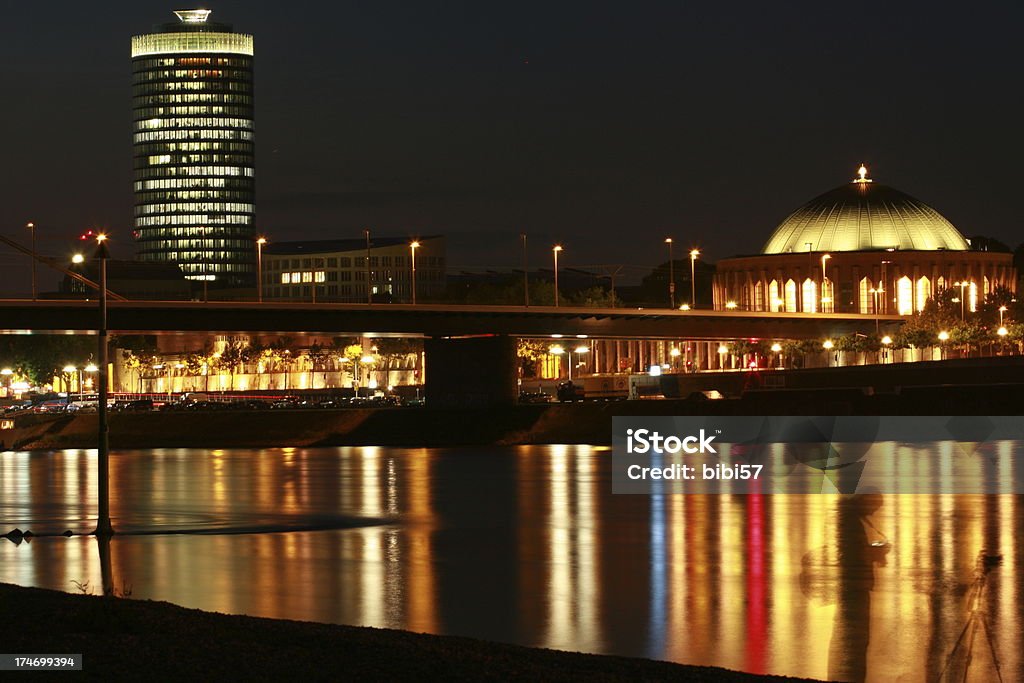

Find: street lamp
717;343;728;370
881;335;892;364
256;237;267;303
954;281;969;320
63;365;78;399
689;249;700;308
770;342;782;369
549;344;566;379
999;305;1007;327
410;240;420;304
521;233;529;307
552;245;563;307
823;339;834;367
869;286;884;333
725;301;738;310
665;238;675;309
93;231;113;537
574;345;589;377
27;221;36;300
669;347;681;369
72;253;84;264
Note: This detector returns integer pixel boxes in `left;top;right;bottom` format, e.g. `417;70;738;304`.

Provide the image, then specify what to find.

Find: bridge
0;300;905;406
0;300;901;338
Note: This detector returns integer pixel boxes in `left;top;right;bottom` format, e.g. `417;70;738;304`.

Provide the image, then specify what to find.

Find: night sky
1;0;1021;294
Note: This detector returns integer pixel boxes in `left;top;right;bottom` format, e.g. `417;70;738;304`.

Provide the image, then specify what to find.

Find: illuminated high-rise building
131;9;255;288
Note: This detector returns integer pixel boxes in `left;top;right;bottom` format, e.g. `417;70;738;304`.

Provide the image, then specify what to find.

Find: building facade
713;167;1015;314
262;236;446;303
131;9;256;288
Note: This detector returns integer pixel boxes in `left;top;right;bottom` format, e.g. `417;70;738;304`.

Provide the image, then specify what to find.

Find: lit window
314;271;326;283
859;277;873;314
802;279;817;313
969;282;978;312
281;273;290;284
301;272;313;283
897;276;913;315
769;280;781;312
784;280;797;313
915;277;931;312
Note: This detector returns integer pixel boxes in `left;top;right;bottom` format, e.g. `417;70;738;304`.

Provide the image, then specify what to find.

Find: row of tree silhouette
118;336;421;392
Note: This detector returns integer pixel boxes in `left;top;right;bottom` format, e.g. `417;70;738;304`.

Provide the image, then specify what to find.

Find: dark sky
1;0;1021;293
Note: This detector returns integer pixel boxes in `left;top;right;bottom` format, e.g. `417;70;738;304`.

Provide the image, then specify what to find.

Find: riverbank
0;582;817;682
5;378;1024;451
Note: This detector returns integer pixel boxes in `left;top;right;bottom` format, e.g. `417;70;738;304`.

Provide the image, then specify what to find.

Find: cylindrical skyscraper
131;9;255;288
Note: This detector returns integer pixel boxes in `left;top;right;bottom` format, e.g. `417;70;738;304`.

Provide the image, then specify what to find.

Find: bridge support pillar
425;335;517;408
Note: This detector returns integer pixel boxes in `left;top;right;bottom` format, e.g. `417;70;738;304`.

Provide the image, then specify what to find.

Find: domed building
712;166;1015;315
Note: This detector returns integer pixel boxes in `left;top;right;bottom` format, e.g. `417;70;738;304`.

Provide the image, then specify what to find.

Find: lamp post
820;253;831;312
550;344;566;379
670;346;681;370
689;249;700;308
552;245;563;307
256;237;267;303
665;238;675;309
410;240;420;305
880;335;892;364
880;260;891;314
364;229;372;305
954;281;969;320
823;339;834;367
94;232;113;538
521;233;529;307
574;345;589;377
771;342;782;369
63;365;79;400
869;286;883;333
999;305;1007;327
27;222;36;300
717;343;728;371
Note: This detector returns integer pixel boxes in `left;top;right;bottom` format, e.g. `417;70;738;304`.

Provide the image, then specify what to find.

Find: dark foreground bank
0;583;817;682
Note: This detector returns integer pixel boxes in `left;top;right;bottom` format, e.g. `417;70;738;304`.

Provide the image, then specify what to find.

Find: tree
0;335;96;388
569;286;617;308
517;339;550;378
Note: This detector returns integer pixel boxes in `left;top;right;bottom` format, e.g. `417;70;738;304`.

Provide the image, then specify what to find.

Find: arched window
983;276;990;298
969;282;978;312
897;276;913;315
785;279;797;312
915;277;932;312
754;281;765;312
769;280;782;312
859;277;872;314
802;278;817;313
936;276;946;292
821;280;834;313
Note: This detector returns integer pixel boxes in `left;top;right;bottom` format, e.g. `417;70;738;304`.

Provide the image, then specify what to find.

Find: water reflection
0;445;1021;681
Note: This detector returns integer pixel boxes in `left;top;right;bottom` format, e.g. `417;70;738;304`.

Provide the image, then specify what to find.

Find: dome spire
854;163;872;184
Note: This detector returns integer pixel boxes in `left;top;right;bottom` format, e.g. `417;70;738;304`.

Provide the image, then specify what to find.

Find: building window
897;276;913;315
969;282;978;312
314;271;326;283
769;280;781;312
753;281;765;312
281;273;291;284
784;280;797;313
915;277;931;313
802;279;817;313
859;277;872;315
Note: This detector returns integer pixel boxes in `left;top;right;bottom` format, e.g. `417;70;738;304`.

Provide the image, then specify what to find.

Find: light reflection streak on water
0;444;1021;682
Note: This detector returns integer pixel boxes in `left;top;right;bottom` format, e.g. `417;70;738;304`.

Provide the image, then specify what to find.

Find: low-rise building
261;236;445;303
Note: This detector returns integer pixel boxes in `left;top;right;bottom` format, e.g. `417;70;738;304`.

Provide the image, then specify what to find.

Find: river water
0;445;1020;682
